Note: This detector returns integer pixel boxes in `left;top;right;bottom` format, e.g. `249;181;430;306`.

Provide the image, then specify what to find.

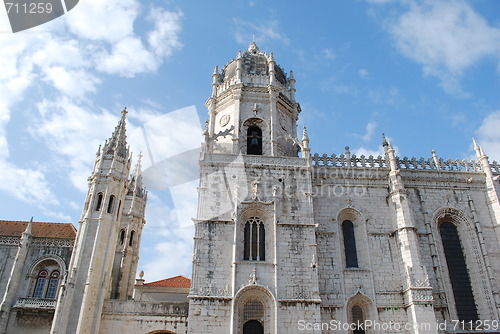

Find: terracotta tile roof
0;220;77;239
145;275;191;288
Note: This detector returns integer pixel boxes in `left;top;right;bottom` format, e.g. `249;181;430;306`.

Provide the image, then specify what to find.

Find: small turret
211;66;219;97
302;126;310;159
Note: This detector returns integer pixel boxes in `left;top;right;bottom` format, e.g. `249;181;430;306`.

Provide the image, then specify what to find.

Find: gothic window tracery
33;270;48;298
244;217;265;261
342;220;359;268
45;270;60;299
439;221;479;322
31;265;60;299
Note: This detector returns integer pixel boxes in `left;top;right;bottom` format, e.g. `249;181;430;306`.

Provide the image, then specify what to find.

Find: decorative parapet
311;153;499;174
32;238;74;247
0;236;74;247
0;236;20;245
202;153;308;167
102;300;188;316
13;298;56;310
312;153;387;168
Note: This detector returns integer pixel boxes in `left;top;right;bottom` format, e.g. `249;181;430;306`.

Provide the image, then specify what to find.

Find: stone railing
397;157;482;172
13;297;56;310
312;153;500;174
102;300;188;316
311;153;387;168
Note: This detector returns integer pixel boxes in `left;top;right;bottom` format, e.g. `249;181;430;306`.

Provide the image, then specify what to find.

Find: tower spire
105;107;129;158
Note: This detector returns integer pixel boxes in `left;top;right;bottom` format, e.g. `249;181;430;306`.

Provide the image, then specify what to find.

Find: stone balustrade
13;297;56;310
311;153;499;174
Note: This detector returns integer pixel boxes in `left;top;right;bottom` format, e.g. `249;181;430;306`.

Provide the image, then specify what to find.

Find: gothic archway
243;320;264;334
234;285;275;333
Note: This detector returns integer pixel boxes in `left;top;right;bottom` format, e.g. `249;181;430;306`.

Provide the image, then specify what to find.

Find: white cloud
96;7;183;78
139;192;195;281
0;0;183;214
322;48;337;60
147;7;183;57
390;0;500;95
43;66;100;97
233;18;289;46
475;110;500;161
358;68;369;77
362;121;377;142
353;147;384;157
0;160;59;206
65;0;139;42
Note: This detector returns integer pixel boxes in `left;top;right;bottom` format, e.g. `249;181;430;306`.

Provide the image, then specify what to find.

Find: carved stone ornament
219;114;230;127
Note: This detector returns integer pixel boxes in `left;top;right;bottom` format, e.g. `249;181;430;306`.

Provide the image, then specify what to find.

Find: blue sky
1;0;499;281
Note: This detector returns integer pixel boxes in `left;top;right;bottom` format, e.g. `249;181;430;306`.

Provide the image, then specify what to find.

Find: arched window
45;270;60;299
440;222;478;322
30;259;61;299
107;195;115;213
244;217;265;261
247;126;262;155
95;193;103;211
352;306;366;334
342;220;358;268
33;270;48;298
119;229;126;245
129;230;135;247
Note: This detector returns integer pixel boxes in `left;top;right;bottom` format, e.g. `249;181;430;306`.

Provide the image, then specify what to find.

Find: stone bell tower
203;41;301;157
51;109;146;334
189;43;321;333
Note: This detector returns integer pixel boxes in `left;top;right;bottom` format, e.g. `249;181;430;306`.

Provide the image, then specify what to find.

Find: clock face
219;114;230;127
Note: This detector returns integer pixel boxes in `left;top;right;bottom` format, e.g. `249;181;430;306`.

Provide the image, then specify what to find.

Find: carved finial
310;253;317;269
237;50;242;59
139;270;144;279
122;107;128;116
249;267;258;284
382;133;388;147
432;150;440;170
472;138;483;158
212;66;218;76
252;103;259;116
248;41;259;53
269;52;275;62
289;70;295;80
25;217;33;235
252;181;259;200
302;126;309;141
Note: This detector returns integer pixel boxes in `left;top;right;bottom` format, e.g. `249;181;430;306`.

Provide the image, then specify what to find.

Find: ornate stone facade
187;43;500;333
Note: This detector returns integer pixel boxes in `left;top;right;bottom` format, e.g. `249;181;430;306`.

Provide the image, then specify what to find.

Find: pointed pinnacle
25;218;33;234
302;126;309;140
382;133;388;147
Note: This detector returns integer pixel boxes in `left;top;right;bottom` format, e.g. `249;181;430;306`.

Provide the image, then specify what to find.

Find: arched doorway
243;320;263;334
